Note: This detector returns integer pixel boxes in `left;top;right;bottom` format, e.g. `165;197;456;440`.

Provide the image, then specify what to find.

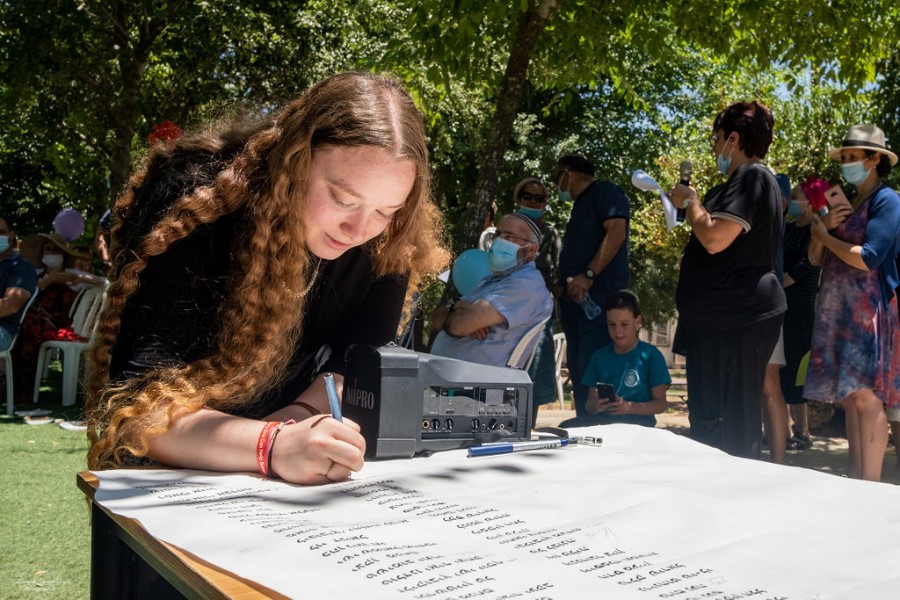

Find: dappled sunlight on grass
0;363;90;599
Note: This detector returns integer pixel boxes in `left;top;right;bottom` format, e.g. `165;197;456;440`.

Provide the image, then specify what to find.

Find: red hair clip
148;121;183;145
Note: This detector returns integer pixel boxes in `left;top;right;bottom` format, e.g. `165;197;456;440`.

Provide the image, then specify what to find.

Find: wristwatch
584;269;596;280
447;298;457;312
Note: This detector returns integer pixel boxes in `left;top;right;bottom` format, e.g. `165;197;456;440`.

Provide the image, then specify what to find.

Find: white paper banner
95;425;900;599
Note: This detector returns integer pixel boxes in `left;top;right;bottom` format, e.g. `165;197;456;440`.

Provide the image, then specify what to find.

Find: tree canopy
2;0;898;323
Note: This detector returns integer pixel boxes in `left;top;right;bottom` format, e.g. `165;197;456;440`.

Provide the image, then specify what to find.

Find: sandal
787;432;813;451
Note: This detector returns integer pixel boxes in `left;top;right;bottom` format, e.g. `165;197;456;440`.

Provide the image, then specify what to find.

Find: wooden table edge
78;471;288;600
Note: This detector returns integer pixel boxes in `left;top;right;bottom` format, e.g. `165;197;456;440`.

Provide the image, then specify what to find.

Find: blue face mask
518;206;544;220
487;237;521;274
841;160;871;186
787;200;804;219
0;236;9;254
716;150;732;176
558;171;574;203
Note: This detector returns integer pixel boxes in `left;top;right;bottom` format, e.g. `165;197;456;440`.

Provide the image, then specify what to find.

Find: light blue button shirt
431;262;553;367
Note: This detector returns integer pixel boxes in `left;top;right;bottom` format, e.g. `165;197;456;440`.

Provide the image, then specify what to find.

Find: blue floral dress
804;193;900;416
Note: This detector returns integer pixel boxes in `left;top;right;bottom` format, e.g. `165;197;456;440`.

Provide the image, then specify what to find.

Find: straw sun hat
20;232;87;268
828;124;898;166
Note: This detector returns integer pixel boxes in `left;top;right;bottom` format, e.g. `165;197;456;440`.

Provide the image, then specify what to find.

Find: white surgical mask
42;254;64;269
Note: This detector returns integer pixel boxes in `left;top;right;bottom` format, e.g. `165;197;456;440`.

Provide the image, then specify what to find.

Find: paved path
535;401;900;485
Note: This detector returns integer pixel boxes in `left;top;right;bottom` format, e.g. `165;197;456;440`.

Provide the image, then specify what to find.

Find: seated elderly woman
12;232;103;403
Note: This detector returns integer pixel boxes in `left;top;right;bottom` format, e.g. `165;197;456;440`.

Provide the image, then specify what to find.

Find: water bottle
577;294;602;320
567;277;602;320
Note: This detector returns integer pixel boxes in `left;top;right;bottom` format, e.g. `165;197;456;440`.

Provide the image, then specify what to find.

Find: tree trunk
456;0;560;253
105;5;179;204
108;57;144;205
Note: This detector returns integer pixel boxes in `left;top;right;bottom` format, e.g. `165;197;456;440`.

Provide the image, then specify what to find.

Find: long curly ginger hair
86;72;448;469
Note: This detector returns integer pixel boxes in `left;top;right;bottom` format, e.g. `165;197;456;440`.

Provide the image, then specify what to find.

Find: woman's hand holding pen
267;373;337;423
270;417;366;485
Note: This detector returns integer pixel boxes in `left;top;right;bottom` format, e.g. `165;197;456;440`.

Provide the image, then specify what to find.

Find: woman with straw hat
805;124;900;481
12;232;97;403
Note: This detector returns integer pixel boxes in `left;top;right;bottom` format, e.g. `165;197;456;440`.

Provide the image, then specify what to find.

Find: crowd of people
5;72;896;486
433;103;898;483
0;216;107;406
671;111;898;481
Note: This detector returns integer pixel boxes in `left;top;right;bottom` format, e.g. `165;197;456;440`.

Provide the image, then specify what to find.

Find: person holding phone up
579;290;671;427
804;124;900;482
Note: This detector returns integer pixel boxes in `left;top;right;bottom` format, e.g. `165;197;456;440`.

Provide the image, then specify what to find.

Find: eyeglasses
484;230;537;247
519;191;546;203
708;133;719;148
552;167;567;187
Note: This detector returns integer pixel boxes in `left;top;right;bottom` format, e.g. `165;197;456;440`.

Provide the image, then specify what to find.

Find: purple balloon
54;209;85;241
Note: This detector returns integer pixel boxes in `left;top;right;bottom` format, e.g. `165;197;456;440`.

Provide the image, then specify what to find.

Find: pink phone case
825;186;851;209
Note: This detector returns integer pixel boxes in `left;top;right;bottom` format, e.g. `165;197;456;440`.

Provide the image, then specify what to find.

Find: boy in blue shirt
581;290;671;427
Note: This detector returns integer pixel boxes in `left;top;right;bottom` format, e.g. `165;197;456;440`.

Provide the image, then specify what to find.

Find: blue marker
467;438;577;457
324;373;342;422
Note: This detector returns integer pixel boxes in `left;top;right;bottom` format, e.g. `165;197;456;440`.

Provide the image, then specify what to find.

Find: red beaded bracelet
256;421;279;477
266;419;296;479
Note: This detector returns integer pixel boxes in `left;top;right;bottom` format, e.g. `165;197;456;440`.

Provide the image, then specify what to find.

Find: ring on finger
323;460;336;479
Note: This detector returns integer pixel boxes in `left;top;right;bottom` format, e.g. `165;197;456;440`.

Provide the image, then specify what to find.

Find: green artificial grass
0;370;91;599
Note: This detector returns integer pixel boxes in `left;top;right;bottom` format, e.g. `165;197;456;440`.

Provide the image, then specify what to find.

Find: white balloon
631;170;680;231
631;169;661;192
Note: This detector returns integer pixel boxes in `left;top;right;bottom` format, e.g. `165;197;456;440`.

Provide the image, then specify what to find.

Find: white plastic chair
553;332;567;409
33;285;105;406
506;320;548;370
2;291;39;416
37;286;96;381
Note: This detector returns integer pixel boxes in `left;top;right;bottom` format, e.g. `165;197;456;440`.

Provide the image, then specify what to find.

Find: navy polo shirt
558;179;630;303
0;251;38;337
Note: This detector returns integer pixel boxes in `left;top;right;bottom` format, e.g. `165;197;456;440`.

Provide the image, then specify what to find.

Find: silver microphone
676;160;693;222
679;160;693;186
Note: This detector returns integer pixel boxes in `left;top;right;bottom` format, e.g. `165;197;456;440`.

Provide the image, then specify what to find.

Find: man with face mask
554;154;630;418
430;214;553;367
0;216;38;351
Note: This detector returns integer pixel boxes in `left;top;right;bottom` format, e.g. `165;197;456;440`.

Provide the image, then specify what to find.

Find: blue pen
468;438;576;457
324;373;342;422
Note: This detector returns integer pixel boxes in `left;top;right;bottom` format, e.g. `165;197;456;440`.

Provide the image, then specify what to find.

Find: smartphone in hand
825;185;852;210
595;383;616;404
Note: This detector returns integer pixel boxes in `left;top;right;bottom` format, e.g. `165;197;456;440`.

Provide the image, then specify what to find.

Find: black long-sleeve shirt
109;152;408;419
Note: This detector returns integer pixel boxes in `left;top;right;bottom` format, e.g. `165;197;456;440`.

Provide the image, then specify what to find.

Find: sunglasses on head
519;191;546;203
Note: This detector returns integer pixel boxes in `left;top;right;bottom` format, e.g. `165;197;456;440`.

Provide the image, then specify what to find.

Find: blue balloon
452;249;491;296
